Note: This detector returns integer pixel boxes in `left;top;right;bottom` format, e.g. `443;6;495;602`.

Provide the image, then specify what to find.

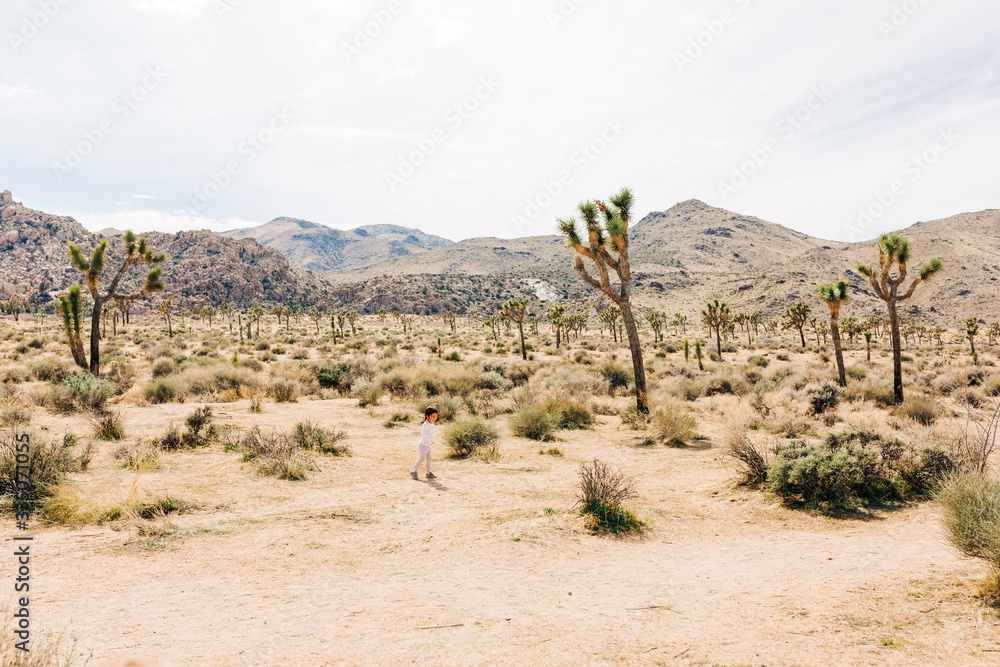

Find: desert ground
2;311;999;666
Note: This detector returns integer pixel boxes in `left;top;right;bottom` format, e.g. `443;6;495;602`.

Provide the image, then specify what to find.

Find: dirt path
18;398;1000;666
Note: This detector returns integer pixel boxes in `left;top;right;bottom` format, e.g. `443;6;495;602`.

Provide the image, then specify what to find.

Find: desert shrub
767;431;956;505
845;365;867;381
600;360;632;393
49;375;114;413
151;358;177;377
352;379;383;407
313;362;352;392
575;351;595;364
509;403;556;441
668;380;703;402
240;358;264;372
476;371;513;392
183;366;264;396
725;431;771;485
444;351;462;362
112;441;161;471
1;365;29;383
0;404;32;426
895;397;939;426
504;362;532;387
92;410;127;440
805;381;841;414
292;421;349;456
702;373;750;397
748;355;769;368
415;396;460;421
142;377;184;404
576;459;643;533
235;427;315;480
843;378;894;407
649;400;697;446
936;472;1000;602
269;378;299;403
0;433;80;499
542;396;594;430
445;417;500;459
255;341;270;351
28;359;74;383
184;406;217;445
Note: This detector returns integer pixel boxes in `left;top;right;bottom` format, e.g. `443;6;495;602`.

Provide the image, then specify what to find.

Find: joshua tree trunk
89;297;103;377
887;301;903;404
830;315;846;386
620;303;648;412
518;322;527;361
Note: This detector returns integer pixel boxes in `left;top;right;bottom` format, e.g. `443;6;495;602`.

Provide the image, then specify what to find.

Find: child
411;406;438;479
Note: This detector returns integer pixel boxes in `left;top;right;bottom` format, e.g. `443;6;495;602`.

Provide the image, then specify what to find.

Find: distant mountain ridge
222;216;453;272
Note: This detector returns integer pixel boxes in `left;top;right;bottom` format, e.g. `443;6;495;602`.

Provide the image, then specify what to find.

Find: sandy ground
13;396;1000;667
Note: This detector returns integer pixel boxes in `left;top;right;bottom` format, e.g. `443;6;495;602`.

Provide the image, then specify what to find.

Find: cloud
68;208;254;235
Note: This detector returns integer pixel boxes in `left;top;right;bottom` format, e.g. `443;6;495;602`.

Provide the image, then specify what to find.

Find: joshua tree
3;296;25;322
841;317;859;345
933;325;944;347
645;312;663;343
701;299;730;360
683;338;690;363
673;312;688;335
484;314;500;342
347;310;358;336
965;318;979;356
57;286;88;369
529;315;539;336
694;339;704;371
443;310;456;332
202;305;215;328
249;305;264;338
548;305;566;349
781;301;811;348
557;188;648;414
599;306;621;343
818;321;830;345
308;308;326;333
989;322;1000;347
377;307;388;322
158;298;174;337
856;232;943;404
67;231;165;376
863;329;872;362
817;280;849;386
500;297;530;361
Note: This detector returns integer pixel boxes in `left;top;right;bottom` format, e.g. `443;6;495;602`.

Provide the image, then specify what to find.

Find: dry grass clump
40;477;191;525
292;420;350;456
936;471;1000;606
232;426;316;480
142;376;186;404
445;417;500;459
0;432;81;501
269;377;300;403
725;429;772;485
48;374;114;412
155;406;217;450
648;399;698;447
91;410;127;440
0;403;32;426
415;396;461;421
843;377;895;407
509;403;555;441
112;441;162;471
894;396;940;426
28;358;75;383
576;459;643;533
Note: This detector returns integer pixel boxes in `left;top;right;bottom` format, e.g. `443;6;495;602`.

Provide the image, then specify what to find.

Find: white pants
412;445;432;473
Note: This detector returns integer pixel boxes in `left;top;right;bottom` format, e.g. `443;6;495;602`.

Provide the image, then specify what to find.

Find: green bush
577;459;643;533
445;417;500;459
352;379;383;407
269;378;299;403
91;410;127;440
894;397;939;426
29;359;74;383
748;355;769;368
600;360;632;393
509;404;556;441
416;396;461;421
845;365;867;381
292;421;349;456
936;472;1000;584
151;358;177;377
49;375;115;413
142;377;184;404
542;397;594;430
650;400;697;446
806;381;841;414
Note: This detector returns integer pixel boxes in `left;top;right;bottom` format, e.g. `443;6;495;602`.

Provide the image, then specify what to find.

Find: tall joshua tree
817;280;849;386
702;299;730;360
857;232;943;404
965;318;979;356
57;285;88;369
782;301;811;348
500;297;530;361
548;305;566;349
67;231;165;377
558;187;649;414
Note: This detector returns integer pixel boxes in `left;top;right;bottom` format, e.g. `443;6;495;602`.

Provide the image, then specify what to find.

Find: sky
2;0;998;243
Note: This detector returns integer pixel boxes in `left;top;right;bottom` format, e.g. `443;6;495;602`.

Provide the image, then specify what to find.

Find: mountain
0;191;330;309
222;217;452;272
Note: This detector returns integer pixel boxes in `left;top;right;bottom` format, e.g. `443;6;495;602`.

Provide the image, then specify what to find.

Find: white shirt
418;421;434;447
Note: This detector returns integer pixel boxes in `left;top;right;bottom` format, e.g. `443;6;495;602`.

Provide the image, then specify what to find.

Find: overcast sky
3;0;998;243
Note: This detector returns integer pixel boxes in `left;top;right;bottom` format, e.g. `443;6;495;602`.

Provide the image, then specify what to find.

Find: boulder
4;230;18;244
1;205;17;220
0;191;11;206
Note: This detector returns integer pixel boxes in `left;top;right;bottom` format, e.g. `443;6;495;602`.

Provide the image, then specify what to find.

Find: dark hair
424;406;438;418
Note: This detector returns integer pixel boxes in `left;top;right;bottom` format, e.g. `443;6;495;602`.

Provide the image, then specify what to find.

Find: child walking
411;406;438;479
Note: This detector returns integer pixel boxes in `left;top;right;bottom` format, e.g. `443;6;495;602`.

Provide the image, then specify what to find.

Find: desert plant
0;433;80;500
236;427;315;480
966;317;980;357
936;471;1000;605
649;400;697;446
576;459;643;533
557;188;649;414
445;417;500;459
142;377;184;404
56;284;89;370
91;410;126;440
599;359;632;394
817;280;849;386
894;397;939;426
725;431;771;485
857;232;943;404
112;441;161;471
66;230;166;377
702;299;731;360
269;378;299;403
352;379;383;407
806;381;841;414
782;301;811;348
500;297;530;361
49;374;114;413
509;403;556;441
292;421;349;456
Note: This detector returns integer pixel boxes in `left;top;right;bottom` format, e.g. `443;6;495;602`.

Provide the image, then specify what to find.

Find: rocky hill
222;217;452;272
0;191;330;309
